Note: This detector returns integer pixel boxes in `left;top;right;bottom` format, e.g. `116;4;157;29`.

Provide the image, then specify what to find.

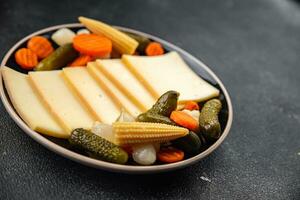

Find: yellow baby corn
78;16;138;55
113;122;188;145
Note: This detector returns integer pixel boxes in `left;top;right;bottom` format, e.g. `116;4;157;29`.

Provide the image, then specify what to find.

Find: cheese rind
63;67;120;124
122;51;220;103
95;59;155;111
29;70;94;133
1;67;67;138
87;62;142;117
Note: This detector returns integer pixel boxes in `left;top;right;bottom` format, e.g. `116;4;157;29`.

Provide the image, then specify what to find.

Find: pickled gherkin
137;91;179;124
149;90;179;116
137;112;176;125
199;99;222;141
172;131;202;155
69;128;128;164
34;43;78;71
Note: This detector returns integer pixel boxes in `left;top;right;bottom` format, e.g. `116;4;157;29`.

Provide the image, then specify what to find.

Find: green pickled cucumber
124;32;151;53
172;131;202;155
148;90;179;116
34;43;78;71
137;91;179;124
69;128;128;164
137;112;176;125
199;99;222;141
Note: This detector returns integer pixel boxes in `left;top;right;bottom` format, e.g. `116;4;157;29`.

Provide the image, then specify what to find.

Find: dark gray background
0;0;299;199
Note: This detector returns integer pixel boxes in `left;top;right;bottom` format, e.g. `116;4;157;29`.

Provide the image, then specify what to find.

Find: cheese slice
62;67;120;124
1;67;67;138
122;51;220;103
29;70;94;133
95;59;155;111
87;62;142;117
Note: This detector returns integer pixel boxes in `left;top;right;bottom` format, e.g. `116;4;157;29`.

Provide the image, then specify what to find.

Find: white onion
91;121;114;143
115;109;135;122
77;29;90;35
51;28;75;46
132;144;156;165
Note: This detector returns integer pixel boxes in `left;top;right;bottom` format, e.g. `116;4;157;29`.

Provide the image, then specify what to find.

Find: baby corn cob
113;122;189;145
78;16;138;55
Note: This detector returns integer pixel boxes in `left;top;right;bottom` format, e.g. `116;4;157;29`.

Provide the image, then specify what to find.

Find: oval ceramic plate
0;23;233;174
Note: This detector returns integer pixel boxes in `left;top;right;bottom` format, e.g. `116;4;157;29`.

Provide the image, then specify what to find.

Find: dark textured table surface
0;0;299;199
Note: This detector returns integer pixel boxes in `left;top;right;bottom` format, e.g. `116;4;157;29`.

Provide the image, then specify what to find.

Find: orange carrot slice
170;110;199;131
158;147;184;163
68;55;92;67
184;101;200;111
73;34;112;56
145;42;164;56
27;36;54;59
15;48;38;70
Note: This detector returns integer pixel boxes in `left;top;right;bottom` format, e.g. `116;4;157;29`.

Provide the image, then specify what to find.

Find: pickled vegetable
73;34;112;57
15;48;38;70
34;43;78;71
182;109;200;122
170;110;199;131
114;122;188;145
198;133;207;149
27;36;54;59
149;90;179;116
69;128;128;164
77;28;90;35
199;99;222;141
125;32;151;53
183;101;200;111
91;121;114;143
137;112;176;125
51;28;76;46
132;144;156;165
79;16;138;55
145;42;164;56
157;147;184;163
137;91;179;124
172;131;201;155
116;109;135;122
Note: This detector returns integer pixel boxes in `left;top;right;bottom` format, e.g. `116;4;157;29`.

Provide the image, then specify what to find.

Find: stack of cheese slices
2;51;219;138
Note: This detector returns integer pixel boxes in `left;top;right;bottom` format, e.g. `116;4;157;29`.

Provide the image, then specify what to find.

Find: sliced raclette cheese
95;59;155;111
29;70;94;133
3;51;220;140
62;67;120;124
122;51;220;103
87;62;142;117
1;67;67;138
